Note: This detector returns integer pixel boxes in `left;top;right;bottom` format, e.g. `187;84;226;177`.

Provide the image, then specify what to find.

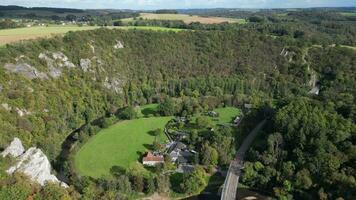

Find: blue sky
0;0;355;9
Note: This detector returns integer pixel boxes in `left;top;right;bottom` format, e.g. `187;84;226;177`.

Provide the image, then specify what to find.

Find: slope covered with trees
0;20;354;199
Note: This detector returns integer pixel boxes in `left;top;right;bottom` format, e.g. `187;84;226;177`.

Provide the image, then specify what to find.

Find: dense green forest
0;8;355;199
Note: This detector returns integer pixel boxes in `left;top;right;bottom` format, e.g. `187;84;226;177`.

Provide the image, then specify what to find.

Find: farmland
74;116;171;178
0;25;182;46
122;12;245;24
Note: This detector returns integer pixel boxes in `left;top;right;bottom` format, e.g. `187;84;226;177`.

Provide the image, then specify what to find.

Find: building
142;152;164;166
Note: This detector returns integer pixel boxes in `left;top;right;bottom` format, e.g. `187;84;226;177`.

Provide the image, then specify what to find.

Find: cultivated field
0;25;99;46
122;13;245;24
74;116;171;178
0;25;182;46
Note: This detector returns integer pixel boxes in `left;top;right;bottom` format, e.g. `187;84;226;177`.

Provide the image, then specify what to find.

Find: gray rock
0;85;3;93
80;59;91;72
39;51;76;78
114;40;124;49
1;138;25;158
3;63;48;80
1;103;11;111
103;77;124;94
6;147;68;187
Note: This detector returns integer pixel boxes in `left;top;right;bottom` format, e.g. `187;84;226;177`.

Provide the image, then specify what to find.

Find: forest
0;7;355;200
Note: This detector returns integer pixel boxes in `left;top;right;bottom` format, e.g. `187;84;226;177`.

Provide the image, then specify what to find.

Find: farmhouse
142;152;164;166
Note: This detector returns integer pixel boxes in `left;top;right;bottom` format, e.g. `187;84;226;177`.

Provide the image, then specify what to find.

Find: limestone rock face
39;51;76;78
1;138;25;158
2;139;68;187
80;58;91;72
3;63;48;79
114;40;124;49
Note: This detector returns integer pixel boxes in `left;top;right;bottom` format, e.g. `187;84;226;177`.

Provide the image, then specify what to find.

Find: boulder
1;138;24;158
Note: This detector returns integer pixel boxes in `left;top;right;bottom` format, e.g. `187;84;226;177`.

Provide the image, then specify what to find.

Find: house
234;116;241;124
142;152;164;166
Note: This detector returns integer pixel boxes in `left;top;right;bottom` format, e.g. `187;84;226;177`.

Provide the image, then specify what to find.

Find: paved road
221;120;266;200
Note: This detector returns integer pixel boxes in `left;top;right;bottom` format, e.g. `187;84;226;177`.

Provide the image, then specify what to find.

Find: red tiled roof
143;152;164;162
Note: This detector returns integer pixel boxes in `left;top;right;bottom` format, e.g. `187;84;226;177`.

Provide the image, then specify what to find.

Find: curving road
221;120;266;200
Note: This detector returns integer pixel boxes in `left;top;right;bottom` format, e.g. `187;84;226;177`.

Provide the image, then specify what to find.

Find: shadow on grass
141;107;156;116
143;144;154;150
147;130;157;136
110;165;126;176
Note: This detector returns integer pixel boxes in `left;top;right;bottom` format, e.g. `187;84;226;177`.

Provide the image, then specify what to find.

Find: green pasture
74;116;171;178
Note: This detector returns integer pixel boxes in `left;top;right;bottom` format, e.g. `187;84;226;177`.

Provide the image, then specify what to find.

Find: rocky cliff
2;138;68;187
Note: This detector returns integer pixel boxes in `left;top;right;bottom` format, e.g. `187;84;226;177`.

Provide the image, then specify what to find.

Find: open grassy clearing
339;12;356;16
74;117;171;178
213;107;241;124
122;12;245;24
139;103;159;117
341;45;356;50
0;25;183;46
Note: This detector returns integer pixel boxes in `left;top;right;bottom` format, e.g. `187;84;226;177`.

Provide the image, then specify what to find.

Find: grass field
0;25;182;46
341;45;356;50
213;107;241;124
0;25;99;46
139;103;159;117
122;13;245;24
340;12;356;16
74;116;171;178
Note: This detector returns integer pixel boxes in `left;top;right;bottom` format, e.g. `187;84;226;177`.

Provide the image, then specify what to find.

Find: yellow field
0;25;99;46
122;13;245;24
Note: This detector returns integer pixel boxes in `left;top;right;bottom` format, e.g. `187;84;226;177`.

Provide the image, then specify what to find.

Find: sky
0;0;355;10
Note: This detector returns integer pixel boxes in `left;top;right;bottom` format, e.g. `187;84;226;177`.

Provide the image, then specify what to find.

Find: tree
157;174;170;194
113;20;123;26
201;143;218;166
66;14;77;21
180;167;207;194
145;176;155;194
132;174;144;192
117;175;132;195
195;116;213;128
119;106;138;120
153;128;163;137
158;98;176;116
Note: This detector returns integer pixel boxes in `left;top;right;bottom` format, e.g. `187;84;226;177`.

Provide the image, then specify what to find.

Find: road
221;120;267;200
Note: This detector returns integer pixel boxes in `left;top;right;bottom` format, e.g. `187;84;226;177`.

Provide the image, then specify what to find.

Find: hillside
0;24;355;199
0;28;296;161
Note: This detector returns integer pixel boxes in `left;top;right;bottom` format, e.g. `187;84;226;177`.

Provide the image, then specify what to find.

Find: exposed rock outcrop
3;63;48;80
103;77;124;94
1;138;24;158
2;138;68;188
114;40;124;49
80;58;91;72
39;51;76;78
1;103;11;111
15;107;31;117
